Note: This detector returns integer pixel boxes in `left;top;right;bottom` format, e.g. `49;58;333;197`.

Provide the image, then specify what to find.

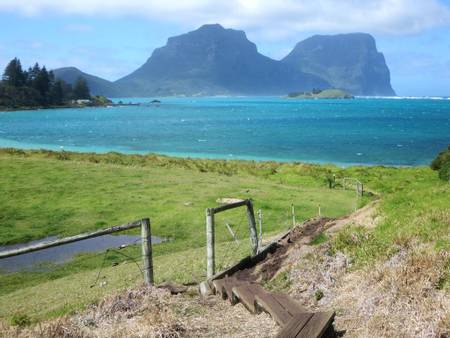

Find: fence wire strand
215;209;252;271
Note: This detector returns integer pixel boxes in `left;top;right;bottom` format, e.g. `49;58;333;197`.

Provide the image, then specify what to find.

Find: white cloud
0;0;449;35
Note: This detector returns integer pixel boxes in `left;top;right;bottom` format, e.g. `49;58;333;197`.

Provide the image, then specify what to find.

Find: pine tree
34;66;51;104
1;59;75;108
73;77;90;100
49;80;65;105
27;63;41;87
2;58;26;87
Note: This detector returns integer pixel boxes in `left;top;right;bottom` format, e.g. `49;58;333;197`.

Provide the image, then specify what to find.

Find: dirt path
232;217;332;283
325;200;381;234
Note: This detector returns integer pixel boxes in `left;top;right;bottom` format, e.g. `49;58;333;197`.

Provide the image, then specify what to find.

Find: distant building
73;99;91;104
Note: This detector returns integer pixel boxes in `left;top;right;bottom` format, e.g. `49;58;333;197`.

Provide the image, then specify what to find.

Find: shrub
56;150;70;161
430;145;450;171
430;145;450;181
10;313;31;327
438;161;450;181
314;289;324;301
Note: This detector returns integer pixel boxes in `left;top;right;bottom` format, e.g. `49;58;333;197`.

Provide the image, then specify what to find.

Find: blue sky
0;0;449;96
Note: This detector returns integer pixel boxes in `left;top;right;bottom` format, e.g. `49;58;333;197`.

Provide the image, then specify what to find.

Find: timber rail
203;217;336;338
0;218;154;285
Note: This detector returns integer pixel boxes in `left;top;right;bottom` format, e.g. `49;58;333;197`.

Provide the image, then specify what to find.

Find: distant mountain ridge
115;24;328;96
52;67;118;97
53;25;395;97
281;33;395;96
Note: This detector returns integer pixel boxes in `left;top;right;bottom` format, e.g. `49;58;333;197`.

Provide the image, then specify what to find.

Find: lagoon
0;235;165;272
0;96;449;166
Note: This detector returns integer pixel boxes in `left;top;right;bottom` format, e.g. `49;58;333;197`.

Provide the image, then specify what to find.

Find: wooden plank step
271;293;306;317
231;283;267;313
222;277;246;304
254;292;294;326
212;277;247;304
275;311;335;338
212;279;227;299
275;312;314;338
296;311;335;338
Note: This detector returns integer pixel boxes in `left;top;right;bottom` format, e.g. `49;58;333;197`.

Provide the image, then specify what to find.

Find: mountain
281;33;395;96
115;24;329;96
53;27;395;97
52;67;118;97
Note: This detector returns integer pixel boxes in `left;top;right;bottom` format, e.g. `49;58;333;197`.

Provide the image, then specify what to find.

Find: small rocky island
287;88;354;99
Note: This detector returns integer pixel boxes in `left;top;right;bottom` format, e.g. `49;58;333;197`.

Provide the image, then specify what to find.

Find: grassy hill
0;148;448;333
0;148;356;322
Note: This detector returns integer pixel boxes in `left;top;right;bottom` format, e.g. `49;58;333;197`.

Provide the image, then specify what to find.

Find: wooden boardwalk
211;275;335;338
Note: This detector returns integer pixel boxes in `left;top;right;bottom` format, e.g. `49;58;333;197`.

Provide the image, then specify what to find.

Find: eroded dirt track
232;217;332;283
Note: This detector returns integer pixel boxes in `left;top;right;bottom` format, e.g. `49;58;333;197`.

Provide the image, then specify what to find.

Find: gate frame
205;199;258;278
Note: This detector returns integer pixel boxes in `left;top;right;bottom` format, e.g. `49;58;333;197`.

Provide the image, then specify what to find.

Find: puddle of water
0;235;165;273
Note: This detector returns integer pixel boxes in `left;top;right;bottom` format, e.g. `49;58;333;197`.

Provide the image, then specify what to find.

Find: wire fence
0;220;153;322
0;188;361;323
213;206;254;273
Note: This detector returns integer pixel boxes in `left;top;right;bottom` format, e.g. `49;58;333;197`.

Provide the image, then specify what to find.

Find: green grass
264;270;292;293
0;148;356;246
331;166;450;266
310;232;328;245
0;148;358;322
0;242;250;323
0;148;448;323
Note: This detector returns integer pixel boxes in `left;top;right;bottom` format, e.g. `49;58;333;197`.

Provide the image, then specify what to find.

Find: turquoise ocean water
0;96;449;166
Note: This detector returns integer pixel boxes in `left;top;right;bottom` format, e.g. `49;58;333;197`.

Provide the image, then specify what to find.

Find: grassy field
332;164;449;266
0;148;356;246
0;148;448;325
0;148;358;323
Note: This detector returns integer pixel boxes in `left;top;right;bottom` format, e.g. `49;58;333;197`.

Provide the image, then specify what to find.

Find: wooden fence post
257;209;263;252
358;182;364;196
246;200;258;256
206;208;215;278
141;218;154;285
291;204;296;227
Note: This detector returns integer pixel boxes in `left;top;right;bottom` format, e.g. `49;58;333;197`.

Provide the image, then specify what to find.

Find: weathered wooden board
295;311;335;338
271;293;306;317
275;312;314;338
275;311;335;338
231;282;267;313
255;292;293;326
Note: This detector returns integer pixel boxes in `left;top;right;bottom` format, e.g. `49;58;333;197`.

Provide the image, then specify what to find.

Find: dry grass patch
281;241;449;338
1;285;278;338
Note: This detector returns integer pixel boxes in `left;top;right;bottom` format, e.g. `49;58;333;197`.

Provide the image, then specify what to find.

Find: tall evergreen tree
2;58;25;87
73;77;90;100
0;58;77;108
49;80;65;105
34;66;51;104
26;63;41;87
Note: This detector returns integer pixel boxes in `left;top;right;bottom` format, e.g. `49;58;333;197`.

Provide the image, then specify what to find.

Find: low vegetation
0;147;448;336
287;88;354;99
0;148;356;322
431;145;450;181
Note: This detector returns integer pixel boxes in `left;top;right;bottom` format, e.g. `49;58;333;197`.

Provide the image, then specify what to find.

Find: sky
0;0;449;96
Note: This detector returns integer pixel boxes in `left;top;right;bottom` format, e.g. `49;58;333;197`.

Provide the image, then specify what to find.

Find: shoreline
0;145;424;169
0;103;125;113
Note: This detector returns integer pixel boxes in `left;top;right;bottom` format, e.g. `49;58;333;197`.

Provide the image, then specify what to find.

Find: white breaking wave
357;95;450;100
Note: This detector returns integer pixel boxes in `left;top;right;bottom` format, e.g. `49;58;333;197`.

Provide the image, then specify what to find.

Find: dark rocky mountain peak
282;33;395;96
54;27;395;97
115;24;328;96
